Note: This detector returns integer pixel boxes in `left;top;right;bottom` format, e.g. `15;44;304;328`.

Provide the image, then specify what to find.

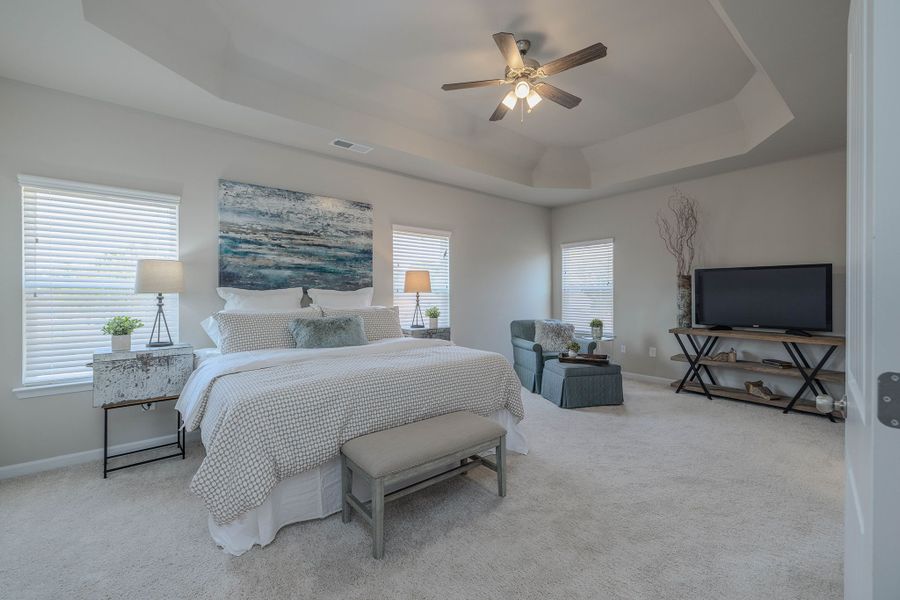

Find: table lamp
135;259;184;347
403;270;431;328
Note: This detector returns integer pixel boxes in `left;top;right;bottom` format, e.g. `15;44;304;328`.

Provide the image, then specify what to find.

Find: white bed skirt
209;409;528;556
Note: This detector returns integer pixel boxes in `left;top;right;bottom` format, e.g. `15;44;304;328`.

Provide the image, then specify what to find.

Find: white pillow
216;286;304;312
201;315;222;346
322;306;403;341
307;287;373;309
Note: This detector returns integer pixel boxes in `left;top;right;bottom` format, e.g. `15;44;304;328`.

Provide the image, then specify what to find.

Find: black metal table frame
672;331;840;420
103;397;186;478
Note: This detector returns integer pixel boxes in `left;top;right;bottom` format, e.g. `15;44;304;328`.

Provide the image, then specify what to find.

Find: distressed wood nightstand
402;327;451;341
90;344;194;477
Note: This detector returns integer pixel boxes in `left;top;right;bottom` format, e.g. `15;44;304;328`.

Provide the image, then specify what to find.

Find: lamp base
146;341;175;347
410;293;425;329
147;292;174;347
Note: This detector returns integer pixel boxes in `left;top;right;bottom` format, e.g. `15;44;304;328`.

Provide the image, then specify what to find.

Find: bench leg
341;454;352;524
496;435;507;497
371;477;385;559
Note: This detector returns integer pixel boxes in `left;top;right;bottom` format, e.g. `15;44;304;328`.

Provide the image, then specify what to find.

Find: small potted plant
102;316;144;351
425;306;440;329
590;318;604;340
565;340;581;358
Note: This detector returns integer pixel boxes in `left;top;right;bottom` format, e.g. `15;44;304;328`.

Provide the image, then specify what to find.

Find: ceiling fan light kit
441;32;607;123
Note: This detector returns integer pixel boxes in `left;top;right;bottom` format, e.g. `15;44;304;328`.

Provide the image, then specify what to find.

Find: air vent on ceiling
330;138;373;154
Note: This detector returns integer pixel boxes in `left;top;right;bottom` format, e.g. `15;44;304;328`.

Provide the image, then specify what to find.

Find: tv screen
694;264;832;331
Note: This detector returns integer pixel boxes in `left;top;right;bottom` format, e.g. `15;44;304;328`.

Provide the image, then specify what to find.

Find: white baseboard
0;431;200;481
622;371;672;386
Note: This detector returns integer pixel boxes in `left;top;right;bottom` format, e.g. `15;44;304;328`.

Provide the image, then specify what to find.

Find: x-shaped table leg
782;343;837;415
674;334;718;398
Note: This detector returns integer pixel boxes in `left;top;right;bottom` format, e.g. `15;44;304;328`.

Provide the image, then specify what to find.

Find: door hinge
878;372;900;429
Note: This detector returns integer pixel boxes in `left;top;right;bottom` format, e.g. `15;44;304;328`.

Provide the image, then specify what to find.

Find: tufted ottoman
540;359;624;408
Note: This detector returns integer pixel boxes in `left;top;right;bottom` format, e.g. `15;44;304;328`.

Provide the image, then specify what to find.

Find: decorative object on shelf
425;306;441;329
565;341;581;358
590;318;604;340
656;187;699;329
135;259;184;347
101;316;144;352
744;380;775;401
404;270;431;328
762;358;794;369
709;347;737;362
218;179;372;291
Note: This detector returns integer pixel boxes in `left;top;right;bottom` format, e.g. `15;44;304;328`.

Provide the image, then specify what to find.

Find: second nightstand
402;327;451;341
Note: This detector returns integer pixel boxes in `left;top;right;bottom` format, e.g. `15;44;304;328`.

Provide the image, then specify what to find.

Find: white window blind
392;226;450;327
561;239;614;336
20;175;180;386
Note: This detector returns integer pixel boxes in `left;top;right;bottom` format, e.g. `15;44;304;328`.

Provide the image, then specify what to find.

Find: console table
668;328;845;419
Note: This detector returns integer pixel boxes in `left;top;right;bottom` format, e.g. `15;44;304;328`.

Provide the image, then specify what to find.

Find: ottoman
540;359;624;408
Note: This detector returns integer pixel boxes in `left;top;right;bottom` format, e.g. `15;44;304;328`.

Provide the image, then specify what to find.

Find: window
392;226;450;327
561;239;614;336
20;175;179;387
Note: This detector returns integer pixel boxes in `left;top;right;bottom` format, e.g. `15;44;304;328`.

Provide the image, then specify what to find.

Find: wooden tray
558;353;609;365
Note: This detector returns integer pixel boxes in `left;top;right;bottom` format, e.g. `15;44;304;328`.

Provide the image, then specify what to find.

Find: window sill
13;380;93;399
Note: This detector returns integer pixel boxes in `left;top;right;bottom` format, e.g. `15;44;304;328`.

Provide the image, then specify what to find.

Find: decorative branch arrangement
656;187;699;276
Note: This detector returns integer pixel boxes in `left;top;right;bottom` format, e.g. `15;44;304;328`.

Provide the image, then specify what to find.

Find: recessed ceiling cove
0;0;845;205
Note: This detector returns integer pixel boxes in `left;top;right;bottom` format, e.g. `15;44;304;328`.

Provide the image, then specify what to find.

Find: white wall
551;151;847;389
0;78;550;468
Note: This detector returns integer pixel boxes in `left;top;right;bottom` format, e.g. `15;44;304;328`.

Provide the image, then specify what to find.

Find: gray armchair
510;320;597;392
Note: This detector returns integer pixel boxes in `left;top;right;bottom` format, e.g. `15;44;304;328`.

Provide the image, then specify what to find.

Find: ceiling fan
441;33;607;122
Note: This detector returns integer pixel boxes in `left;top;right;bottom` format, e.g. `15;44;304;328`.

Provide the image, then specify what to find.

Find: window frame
560;238;615;337
16;175;180;396
391;224;452;328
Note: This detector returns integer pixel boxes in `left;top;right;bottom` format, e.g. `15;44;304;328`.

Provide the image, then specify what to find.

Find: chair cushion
534;320;575;352
543;359;622;377
341;412;506;478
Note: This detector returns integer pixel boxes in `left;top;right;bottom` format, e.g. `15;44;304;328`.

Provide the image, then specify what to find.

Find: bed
177;325;527;555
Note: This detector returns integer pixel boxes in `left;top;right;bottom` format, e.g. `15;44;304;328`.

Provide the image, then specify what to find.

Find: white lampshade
135;259;184;293
404;270;431;294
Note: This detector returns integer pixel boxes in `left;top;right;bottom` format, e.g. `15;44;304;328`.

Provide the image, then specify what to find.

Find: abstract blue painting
218;180;372;290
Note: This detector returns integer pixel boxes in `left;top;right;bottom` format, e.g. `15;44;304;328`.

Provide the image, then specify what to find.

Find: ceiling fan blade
540;42;607;77
492;32;524;70
441;79;506;91
534;82;582;109
489;98;512;121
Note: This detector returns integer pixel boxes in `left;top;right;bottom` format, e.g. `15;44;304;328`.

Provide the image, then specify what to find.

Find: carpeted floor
0;380;844;600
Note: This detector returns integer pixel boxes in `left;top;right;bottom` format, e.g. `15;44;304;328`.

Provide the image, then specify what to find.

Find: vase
429;317;438;329
111;334;131;351
591;325;604;340
676;275;692;328
568;349;578;358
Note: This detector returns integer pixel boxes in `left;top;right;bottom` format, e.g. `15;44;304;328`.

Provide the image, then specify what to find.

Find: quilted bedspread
175;338;524;525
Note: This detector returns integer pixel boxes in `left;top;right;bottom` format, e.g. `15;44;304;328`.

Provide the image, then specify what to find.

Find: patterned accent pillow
214;307;322;354
534;320;575;352
290;315;368;349
322;306;403;341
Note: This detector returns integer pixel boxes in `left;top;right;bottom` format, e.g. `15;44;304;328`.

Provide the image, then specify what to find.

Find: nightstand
91;344;194;477
402;327;451;341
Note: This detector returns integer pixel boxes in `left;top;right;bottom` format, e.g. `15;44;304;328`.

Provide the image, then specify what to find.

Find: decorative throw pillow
216;286;305;312
321;306;403;341
213;307;322;354
307;287;374;309
290;315;368;349
534;319;575;352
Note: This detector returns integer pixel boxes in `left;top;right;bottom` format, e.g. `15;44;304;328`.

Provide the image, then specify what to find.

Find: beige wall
0;78;550;467
551;151;847;387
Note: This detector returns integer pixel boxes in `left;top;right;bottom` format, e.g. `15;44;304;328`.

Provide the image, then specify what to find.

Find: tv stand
668;327;845;420
784;329;813;337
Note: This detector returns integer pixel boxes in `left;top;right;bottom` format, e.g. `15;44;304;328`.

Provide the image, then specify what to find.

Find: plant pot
591;326;604;340
568;350;579;358
676;274;692;328
111;334;131;351
429;318;439;329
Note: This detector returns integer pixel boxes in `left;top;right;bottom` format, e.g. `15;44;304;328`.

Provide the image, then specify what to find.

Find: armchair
510;320;597;392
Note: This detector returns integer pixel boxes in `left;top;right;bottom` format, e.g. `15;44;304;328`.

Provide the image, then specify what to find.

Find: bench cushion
341;411;506;478
543;360;621;377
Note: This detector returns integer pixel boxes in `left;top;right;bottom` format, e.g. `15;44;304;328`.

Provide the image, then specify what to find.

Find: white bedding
176;337;527;540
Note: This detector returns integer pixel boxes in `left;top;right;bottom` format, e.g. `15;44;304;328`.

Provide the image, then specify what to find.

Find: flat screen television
694;264;832;332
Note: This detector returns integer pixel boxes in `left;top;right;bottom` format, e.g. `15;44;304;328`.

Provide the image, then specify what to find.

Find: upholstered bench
340;411;507;559
540;359;624;408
